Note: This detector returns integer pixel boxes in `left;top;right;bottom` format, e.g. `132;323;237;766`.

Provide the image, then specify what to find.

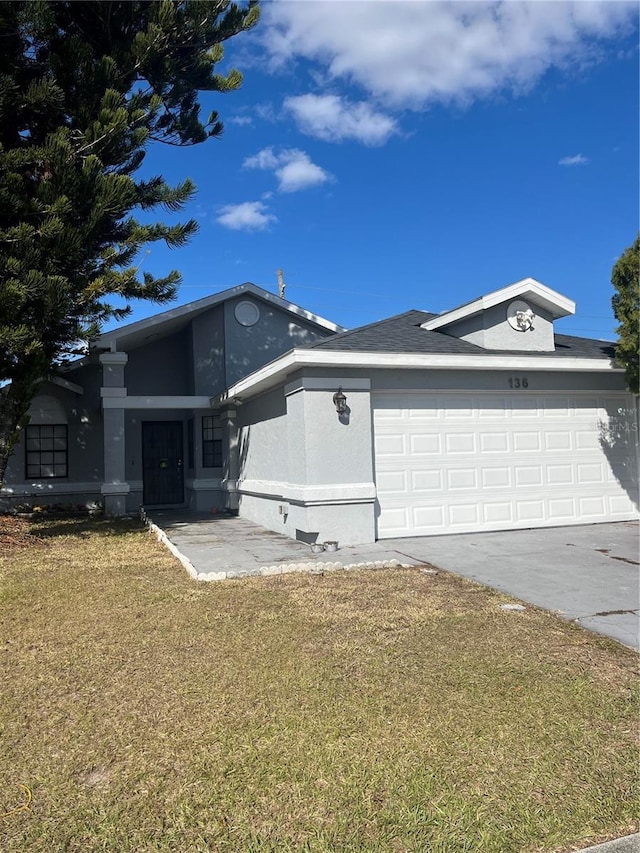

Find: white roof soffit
214;347;619;404
94;282;345;350
421;278;576;331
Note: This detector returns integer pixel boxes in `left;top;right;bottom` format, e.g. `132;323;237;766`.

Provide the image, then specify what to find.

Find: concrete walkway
146;510;418;579
147;512;639;650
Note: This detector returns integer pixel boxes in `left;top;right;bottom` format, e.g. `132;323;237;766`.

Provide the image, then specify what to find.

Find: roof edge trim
214;348;619;404
421;278;576;331
94;282;345;348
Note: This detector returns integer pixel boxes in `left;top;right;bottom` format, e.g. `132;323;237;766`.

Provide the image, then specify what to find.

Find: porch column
220;407;239;512
100;352;129;516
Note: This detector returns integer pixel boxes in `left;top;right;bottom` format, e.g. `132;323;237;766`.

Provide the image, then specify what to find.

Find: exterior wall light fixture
333;387;347;415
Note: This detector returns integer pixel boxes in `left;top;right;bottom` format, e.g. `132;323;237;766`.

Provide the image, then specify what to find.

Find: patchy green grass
0;517;637;853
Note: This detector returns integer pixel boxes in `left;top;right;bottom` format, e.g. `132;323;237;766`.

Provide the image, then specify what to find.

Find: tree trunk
0;374;42;491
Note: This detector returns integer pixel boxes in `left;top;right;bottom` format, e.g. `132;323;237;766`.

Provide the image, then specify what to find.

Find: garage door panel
413;505;445;530
516;500;546;522
410;434;441;454
575;430;600;449
609;494;638;514
511;397;540;416
577;462;604;483
578;495;607;517
481;467;511;488
547;464;573;485
449;504;480;526
445;433;476;453
545;431;572;451
375;434;405;455
512;431;541;451
480;432;509;453
411;469;443;491
548;498;576;519
373;391;639;538
442;399;474;417
376;470;407;493
484;502;513;524
515;466;543;486
479;396;509;417
446;468;477;490
544;398;570;416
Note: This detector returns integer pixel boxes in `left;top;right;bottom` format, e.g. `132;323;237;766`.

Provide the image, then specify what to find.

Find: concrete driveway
385;521;639;650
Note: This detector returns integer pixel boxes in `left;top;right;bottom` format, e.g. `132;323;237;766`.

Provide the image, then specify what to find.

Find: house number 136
508;377;528;389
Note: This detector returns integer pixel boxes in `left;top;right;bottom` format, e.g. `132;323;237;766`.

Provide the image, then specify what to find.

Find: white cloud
243;147;332;192
228;115;253;127
558;153;589;166
284;94;398;145
263;1;636;109
216;201;277;231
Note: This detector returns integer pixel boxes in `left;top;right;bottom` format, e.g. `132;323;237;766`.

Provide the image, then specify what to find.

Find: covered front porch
99;352;239;516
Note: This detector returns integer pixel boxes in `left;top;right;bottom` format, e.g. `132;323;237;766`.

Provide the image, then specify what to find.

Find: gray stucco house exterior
2;278;638;544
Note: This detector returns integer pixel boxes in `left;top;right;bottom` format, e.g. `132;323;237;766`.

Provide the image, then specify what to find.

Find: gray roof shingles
303;310;615;360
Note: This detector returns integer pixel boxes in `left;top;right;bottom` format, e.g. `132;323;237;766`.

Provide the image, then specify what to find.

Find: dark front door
142;421;184;506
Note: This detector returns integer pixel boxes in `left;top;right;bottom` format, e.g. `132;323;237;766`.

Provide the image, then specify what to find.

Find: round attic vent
234;300;260;327
507;299;535;332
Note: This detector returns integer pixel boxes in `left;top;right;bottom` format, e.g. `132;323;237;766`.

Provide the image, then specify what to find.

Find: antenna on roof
277;268;285;299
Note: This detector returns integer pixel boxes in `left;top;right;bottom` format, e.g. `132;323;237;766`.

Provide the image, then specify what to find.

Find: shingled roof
303;309;616;360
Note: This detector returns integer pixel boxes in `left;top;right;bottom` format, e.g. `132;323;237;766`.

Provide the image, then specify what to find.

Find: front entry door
142;421;184;506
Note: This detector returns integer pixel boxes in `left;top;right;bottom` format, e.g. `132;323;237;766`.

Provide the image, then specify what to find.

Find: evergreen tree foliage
611;235;640;394
0;0;259;484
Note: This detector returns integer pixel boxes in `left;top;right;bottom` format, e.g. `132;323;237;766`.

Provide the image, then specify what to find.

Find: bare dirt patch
0;515;46;553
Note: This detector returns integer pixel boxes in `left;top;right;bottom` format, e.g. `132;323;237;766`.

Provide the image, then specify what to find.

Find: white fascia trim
421;278;576;331
284;376;372;396
241;283;345;333
1;481;101;496
218;349;620;402
51;376;84;395
95;283;344;349
102;395;212;409
237;479;377;505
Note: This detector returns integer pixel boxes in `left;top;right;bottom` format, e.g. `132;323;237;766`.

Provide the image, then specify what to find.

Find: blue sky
126;0;639;342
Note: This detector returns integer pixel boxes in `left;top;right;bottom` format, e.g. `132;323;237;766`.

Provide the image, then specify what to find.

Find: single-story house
2;278;638;544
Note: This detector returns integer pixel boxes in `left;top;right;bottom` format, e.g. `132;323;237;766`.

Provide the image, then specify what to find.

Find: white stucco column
99;352;129;516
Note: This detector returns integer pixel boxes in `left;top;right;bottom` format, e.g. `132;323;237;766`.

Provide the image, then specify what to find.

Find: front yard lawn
0;517;637;852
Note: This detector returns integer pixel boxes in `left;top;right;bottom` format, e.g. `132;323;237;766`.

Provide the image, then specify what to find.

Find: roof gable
420;278;575;332
94;282;344;352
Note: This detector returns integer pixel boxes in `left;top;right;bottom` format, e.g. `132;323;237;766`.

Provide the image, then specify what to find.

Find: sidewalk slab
576;833;640;853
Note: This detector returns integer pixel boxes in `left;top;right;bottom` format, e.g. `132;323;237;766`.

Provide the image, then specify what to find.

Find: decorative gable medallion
234;300;260;327
507;300;535;332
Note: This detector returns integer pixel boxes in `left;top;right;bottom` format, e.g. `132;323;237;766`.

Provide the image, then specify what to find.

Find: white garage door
373;392;639;539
